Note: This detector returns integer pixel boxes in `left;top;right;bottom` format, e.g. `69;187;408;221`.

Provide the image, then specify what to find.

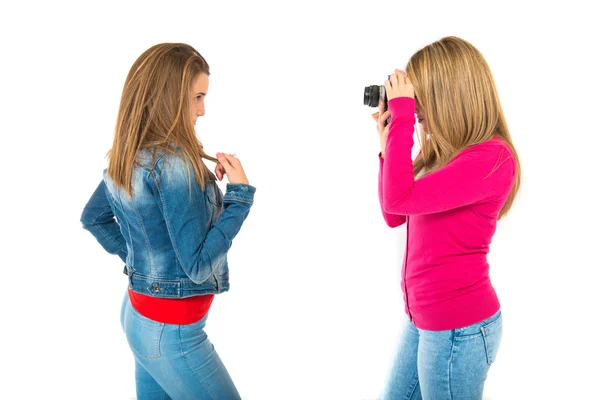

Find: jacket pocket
205;181;223;224
480;313;503;365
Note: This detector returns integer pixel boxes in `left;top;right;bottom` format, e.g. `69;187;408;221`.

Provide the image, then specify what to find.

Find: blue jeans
382;310;502;400
120;292;241;399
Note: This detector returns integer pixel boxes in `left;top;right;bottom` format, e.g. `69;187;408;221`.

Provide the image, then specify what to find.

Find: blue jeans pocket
124;300;165;360
480;313;502;365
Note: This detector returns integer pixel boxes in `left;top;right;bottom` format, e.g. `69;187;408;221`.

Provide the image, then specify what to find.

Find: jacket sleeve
380;97;516;216
80;180;128;262
153;155;255;284
378;152;407;227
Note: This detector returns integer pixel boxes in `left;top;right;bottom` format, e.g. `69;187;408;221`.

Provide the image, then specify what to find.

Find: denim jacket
80;149;255;298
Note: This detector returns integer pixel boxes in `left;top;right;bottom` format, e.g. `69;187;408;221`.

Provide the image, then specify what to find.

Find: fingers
216;152;242;174
380;110;390;122
389;69;411;86
216;152;239;164
385;69;414;101
378;111;390;131
214;163;225;181
221;153;240;167
372;111;380;121
384;79;392;93
394;69;411;85
394;68;404;84
389;71;399;87
216;152;233;172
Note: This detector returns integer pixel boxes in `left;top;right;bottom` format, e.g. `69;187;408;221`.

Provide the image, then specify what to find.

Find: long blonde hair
107;43;216;196
407;36;521;219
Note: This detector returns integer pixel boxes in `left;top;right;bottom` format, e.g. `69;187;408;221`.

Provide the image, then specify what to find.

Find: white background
2;0;599;399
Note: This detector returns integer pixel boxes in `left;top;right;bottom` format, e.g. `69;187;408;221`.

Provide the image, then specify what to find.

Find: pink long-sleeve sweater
379;97;516;330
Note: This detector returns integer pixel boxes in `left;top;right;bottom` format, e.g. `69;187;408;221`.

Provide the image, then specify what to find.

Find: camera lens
364;85;381;107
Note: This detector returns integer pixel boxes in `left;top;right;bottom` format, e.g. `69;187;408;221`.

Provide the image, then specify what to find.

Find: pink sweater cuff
388;97;416;124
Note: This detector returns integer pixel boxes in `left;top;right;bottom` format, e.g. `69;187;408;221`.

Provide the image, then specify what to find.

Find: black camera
364;75;390;125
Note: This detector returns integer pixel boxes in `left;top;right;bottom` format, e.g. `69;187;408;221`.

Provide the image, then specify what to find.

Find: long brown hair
406;36;521;219
107;43;216;196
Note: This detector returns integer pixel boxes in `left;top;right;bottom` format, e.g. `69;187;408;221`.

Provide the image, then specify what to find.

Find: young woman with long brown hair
374;36;520;399
81;43;254;399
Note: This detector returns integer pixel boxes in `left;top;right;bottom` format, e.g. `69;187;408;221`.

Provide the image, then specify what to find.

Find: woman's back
103;148;230;295
403;137;516;330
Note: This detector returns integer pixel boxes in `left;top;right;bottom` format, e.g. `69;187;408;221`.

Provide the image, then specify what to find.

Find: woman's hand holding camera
372;69;415;158
215;153;249;185
372;103;390;158
385;69;414;100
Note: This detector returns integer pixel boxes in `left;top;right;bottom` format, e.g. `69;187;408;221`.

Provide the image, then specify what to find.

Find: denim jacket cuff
224;183;256;205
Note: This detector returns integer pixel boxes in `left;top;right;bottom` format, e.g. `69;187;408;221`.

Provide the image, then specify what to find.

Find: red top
379;97;516;330
128;288;214;325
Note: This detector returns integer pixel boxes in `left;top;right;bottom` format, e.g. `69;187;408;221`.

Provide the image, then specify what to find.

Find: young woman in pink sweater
373;36;521;399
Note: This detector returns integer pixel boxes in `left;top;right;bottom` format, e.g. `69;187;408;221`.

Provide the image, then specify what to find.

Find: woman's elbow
384;215;406;228
80;208;95;230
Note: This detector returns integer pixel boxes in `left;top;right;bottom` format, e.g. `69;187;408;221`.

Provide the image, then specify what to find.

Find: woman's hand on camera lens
384;69;414;100
216;152;249;185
